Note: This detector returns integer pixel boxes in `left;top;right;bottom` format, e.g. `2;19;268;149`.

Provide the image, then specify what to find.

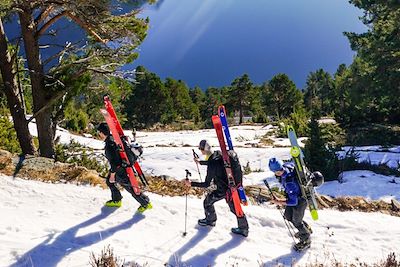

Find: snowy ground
2;175;399;267
2;123;400;266
27;122;400;201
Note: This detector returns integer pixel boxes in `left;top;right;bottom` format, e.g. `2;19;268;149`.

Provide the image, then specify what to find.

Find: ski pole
183;169;191;237
263;179;297;243
192;149;202;182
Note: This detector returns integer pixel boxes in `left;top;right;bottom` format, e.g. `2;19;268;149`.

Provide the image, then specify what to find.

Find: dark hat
97;122;110;136
198;139;212;151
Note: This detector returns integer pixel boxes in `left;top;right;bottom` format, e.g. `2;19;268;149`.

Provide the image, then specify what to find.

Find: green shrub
0;108;21;154
63;103;89;132
345;124;400;146
55;140;108;176
277;108;309;138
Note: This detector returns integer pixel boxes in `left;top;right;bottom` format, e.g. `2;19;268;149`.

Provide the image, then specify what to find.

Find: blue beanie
269;158;283;172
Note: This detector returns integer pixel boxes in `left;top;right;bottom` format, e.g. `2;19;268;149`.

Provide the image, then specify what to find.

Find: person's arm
105;141;120;183
190;161;214;188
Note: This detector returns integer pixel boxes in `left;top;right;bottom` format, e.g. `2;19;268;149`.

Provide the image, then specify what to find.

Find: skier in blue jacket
268;157;312;250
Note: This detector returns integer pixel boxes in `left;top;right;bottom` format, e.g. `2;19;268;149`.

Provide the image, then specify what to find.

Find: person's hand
193;157;200;164
270;199;285;206
184;179;191;187
109;173;116;183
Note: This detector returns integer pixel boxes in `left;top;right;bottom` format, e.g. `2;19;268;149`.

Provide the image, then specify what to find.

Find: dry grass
90;245;149;267
298;252;399;267
245;185;400;217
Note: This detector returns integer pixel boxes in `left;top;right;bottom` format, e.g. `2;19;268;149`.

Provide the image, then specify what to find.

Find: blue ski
218;105;248;205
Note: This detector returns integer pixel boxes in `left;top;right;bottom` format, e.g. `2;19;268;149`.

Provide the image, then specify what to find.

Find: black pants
106;172;149;207
203;190;249;230
284;197;310;241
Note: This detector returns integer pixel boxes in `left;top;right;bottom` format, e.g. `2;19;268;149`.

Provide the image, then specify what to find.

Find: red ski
100;108;141;195
103;95;148;186
212;115;244;217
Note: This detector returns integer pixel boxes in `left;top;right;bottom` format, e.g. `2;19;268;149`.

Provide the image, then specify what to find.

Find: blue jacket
279;163;301;206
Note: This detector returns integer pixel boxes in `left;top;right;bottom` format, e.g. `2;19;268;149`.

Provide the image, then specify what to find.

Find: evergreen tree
164;78;195;120
345;0;400;124
227;74;253;124
262;74;303;120
124;66;174;128
303;69;335;115
202;87;225;127
304;109;337;181
0;0;151;157
189;86;205;124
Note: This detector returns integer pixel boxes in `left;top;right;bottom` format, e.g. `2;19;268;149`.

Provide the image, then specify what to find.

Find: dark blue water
128;0;365;89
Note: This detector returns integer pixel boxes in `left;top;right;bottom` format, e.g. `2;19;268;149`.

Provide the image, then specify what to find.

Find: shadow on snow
11;206;144;267
167;225;245;267
262;248;306;267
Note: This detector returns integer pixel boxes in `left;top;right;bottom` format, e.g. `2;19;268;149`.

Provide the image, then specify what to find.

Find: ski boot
293;238;311;252
137;202;153;213
231;227;248;237
105;200;122;208
198;218;216;227
295;222;313;239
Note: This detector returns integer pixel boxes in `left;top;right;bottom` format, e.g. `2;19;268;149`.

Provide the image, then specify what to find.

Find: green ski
287;125;319;220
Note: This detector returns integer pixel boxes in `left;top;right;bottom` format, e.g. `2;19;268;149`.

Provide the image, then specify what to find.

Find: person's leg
201;191;225;223
104;175;123;207
291;198;310;242
227;199;249;230
117;173;149;207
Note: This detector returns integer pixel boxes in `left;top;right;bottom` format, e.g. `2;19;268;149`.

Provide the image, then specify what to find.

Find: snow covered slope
2;175;399;267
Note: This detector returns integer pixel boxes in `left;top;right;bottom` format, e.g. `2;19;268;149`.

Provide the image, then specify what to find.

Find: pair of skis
212;105;248;218
287;126;319;220
100;95;148;195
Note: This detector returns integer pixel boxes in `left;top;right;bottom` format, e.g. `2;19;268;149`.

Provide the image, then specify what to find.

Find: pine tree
227;74;253;124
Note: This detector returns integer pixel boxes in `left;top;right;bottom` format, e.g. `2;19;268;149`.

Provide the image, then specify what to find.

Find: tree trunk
239;103;243;124
0;18;35;155
19;10;55;158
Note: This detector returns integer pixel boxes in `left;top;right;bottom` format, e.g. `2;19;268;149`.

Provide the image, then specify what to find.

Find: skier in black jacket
97;123;152;213
185;140;249;237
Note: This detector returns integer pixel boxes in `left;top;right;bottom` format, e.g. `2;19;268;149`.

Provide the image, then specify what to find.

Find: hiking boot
294;223;313;239
231;227;248;237
137;202;153;213
293;238;311;252
198;218;216;227
105;200;122;208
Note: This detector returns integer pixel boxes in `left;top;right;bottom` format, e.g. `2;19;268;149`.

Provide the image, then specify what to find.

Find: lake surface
128;0;366;89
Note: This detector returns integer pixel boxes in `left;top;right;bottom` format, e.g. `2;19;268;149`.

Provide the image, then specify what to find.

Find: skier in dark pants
185;140;249;237
268;157;312;250
97;123;152;213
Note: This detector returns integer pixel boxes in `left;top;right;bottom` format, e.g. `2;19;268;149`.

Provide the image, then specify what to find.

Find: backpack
120;137;139;166
227;150;243;185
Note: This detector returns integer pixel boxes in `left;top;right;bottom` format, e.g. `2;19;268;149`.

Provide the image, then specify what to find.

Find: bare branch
65;11;108;43
36;10;67;37
34;5;54;25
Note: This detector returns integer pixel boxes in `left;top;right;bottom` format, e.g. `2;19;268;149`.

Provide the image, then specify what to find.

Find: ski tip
290;146;301;157
287;125;295;134
310;209;319;220
218;105;226;116
212;115;221;124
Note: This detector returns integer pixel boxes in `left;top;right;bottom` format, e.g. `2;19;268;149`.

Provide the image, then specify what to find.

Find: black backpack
121;137;138;166
227;150;243;186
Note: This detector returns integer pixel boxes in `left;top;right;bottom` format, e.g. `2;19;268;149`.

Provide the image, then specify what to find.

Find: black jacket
191;151;229;194
104;135;122;173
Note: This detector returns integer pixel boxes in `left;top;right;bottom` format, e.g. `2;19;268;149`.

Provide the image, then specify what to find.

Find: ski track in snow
1;175;399;267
